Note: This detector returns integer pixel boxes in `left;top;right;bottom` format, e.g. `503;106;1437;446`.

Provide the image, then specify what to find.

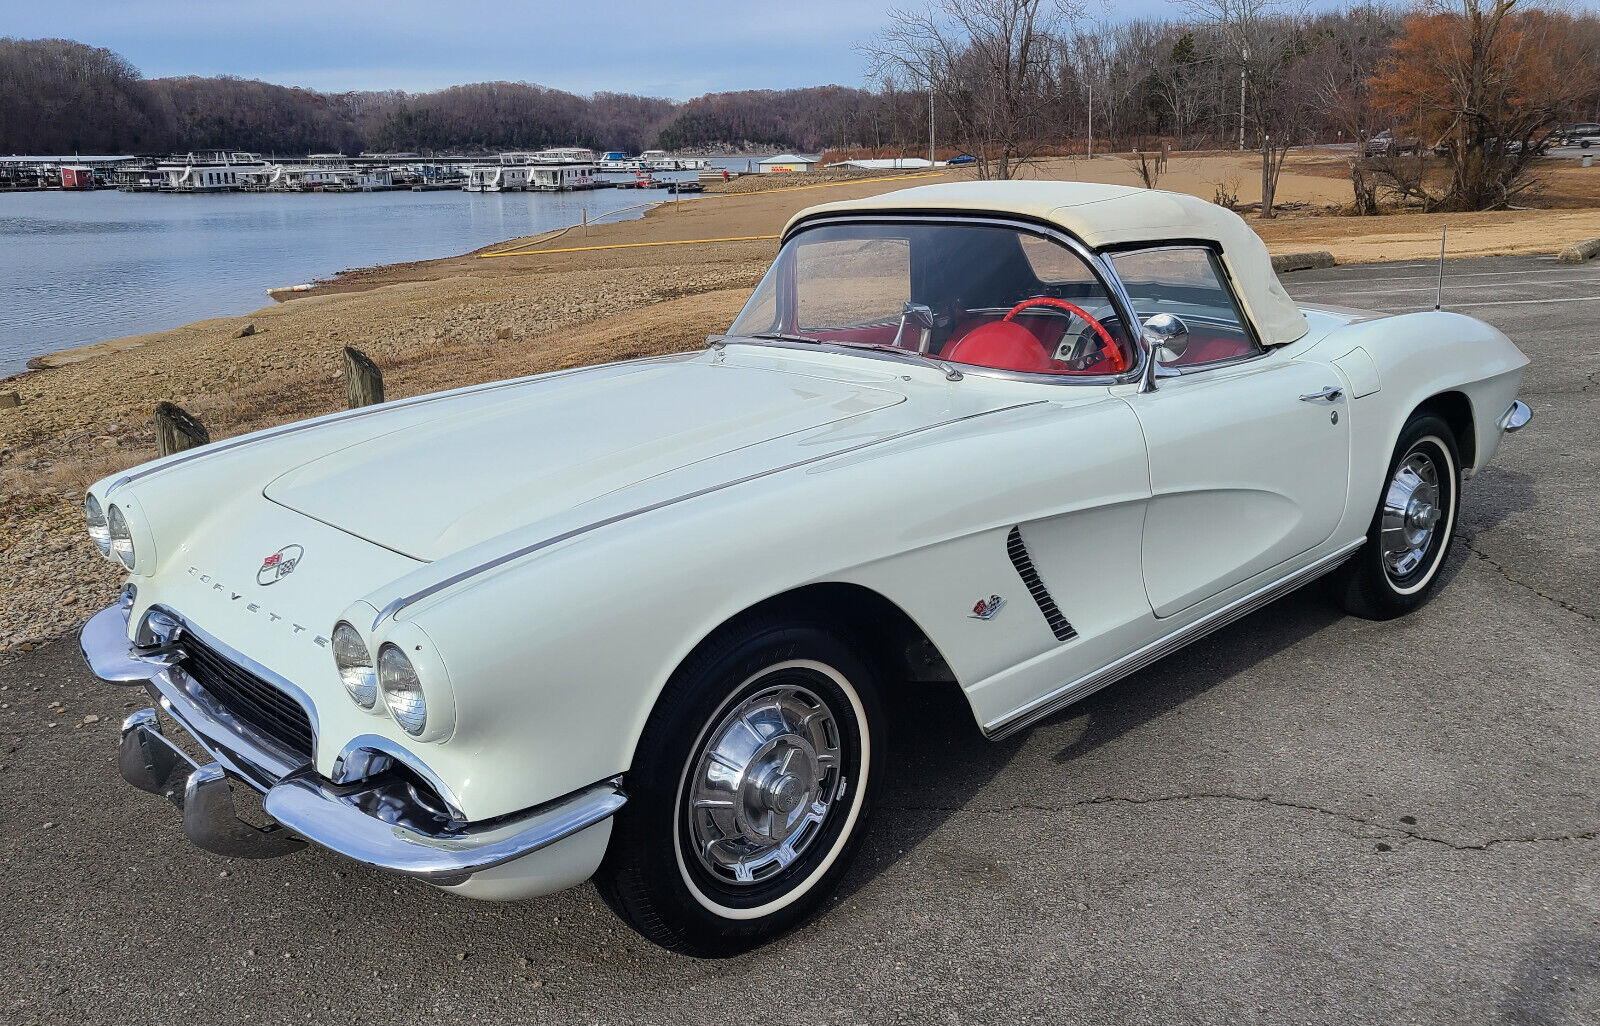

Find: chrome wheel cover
1381;446;1444;582
685;684;844;886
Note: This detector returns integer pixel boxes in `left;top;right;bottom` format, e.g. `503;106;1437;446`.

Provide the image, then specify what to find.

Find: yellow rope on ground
478;169;950;258
480;234;781;258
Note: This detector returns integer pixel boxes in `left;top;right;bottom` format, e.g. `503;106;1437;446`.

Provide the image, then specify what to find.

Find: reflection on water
0;185;705;379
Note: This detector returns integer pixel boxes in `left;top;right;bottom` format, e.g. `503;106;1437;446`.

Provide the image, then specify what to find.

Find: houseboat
465;164;531;192
529;163;597;191
639;150;710;171
157;152;272;192
113;166;165;192
268;165;396;192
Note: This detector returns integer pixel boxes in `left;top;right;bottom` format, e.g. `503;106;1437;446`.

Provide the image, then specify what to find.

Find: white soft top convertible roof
788;181;1309;348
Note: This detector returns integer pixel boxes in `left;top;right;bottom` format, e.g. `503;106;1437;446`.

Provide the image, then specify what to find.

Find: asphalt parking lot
2;255;1596;1025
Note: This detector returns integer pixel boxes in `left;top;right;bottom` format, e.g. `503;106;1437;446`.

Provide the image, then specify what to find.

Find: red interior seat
1172;333;1248;365
942;320;1059;374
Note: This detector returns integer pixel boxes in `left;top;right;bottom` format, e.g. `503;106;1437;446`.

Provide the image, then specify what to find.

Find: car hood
264;356;908;560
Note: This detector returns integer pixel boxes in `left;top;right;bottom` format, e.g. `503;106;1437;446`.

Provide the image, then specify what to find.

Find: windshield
728;222;1136;377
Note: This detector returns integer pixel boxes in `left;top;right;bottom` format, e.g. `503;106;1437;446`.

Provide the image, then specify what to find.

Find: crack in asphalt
1460;533;1597;622
1525;368;1600;396
1520;369;1600;396
883;791;1600;852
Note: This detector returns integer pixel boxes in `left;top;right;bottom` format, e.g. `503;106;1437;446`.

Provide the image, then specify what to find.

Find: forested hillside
8;4;1600;174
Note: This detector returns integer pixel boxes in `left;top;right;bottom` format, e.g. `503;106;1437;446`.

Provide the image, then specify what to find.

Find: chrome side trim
721;334;1130;388
372;402;1048;628
983;540;1365;740
1498;399;1531;433
103;353;688;496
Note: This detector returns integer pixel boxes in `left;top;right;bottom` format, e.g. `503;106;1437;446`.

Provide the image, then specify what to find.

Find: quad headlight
377;644;427;736
85;494;110;555
107;503;136;569
332;622;378;709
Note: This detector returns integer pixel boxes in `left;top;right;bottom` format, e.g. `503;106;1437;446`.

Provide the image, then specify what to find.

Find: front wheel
595;618;882;956
1333;412;1460;620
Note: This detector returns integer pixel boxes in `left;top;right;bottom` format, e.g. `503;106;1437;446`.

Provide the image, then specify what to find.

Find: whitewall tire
595;617;883;956
1334;412;1461;620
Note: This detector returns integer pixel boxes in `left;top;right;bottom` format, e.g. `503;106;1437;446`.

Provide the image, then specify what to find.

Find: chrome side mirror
897;301;937;353
1142;313;1190;365
901;301;935;331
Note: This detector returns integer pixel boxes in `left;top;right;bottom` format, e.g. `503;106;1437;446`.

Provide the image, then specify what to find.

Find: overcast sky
0;0;1320;99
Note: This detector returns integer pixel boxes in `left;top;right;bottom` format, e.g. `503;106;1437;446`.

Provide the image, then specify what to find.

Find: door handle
1299;386;1344;403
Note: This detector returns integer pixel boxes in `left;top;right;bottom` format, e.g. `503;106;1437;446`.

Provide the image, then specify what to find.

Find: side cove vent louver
1006;526;1077;642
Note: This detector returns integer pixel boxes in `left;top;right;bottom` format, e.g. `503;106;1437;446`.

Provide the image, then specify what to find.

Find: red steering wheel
1004;297;1128;374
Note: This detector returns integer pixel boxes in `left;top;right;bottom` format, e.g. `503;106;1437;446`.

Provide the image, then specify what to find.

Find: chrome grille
179;635;314;759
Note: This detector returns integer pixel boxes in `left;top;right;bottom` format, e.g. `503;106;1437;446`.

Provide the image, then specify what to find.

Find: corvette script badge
969;595;1005;621
257;544;304;586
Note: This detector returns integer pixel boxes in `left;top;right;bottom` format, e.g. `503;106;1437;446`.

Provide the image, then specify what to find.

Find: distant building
758;154;820;174
823;158;942;171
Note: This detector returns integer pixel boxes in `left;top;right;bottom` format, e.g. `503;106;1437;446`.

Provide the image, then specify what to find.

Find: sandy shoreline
4;150;1600;651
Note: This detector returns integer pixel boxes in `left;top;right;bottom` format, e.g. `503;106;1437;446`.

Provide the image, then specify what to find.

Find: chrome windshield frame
723;211;1152;388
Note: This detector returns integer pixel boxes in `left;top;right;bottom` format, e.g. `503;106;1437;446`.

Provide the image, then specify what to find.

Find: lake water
0;159;768;380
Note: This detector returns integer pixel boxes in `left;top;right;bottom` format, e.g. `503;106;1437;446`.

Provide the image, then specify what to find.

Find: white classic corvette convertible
80;181;1531;955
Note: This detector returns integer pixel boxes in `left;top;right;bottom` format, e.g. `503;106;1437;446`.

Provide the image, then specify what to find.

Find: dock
0;149;721;195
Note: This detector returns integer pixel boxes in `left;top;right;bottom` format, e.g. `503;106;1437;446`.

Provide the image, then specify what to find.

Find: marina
0;147;727;194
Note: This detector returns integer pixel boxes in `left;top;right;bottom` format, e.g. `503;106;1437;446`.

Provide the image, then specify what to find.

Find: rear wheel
1333;412;1460;620
595;617;882;956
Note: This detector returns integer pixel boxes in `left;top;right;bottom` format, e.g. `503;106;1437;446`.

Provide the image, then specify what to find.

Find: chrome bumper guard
82;603;625;886
118;708;306;858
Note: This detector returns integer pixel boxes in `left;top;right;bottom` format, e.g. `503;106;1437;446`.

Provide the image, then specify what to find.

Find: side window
794;237;911;330
1110;247;1260;368
1017;235;1098;286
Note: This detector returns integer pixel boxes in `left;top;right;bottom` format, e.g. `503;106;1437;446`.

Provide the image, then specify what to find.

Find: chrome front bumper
81;602;625;891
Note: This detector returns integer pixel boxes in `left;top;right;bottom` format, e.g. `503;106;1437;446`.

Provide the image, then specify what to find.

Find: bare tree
865;0;1075;179
1178;0;1314;217
1307;4;1398;214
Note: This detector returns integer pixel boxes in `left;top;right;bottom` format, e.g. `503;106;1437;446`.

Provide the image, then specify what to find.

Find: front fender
1306;310;1528;539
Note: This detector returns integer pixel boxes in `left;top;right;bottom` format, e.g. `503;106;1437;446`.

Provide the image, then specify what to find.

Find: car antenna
1434;224;1448;311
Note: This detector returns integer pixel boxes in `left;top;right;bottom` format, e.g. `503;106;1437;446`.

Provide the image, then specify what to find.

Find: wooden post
152;402;210;457
343;346;384;408
582;206;587;236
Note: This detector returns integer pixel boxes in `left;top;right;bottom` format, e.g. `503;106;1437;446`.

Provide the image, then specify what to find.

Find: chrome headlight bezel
377;643;428;736
85;494;110;555
332;622;379;710
107;503;136;569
